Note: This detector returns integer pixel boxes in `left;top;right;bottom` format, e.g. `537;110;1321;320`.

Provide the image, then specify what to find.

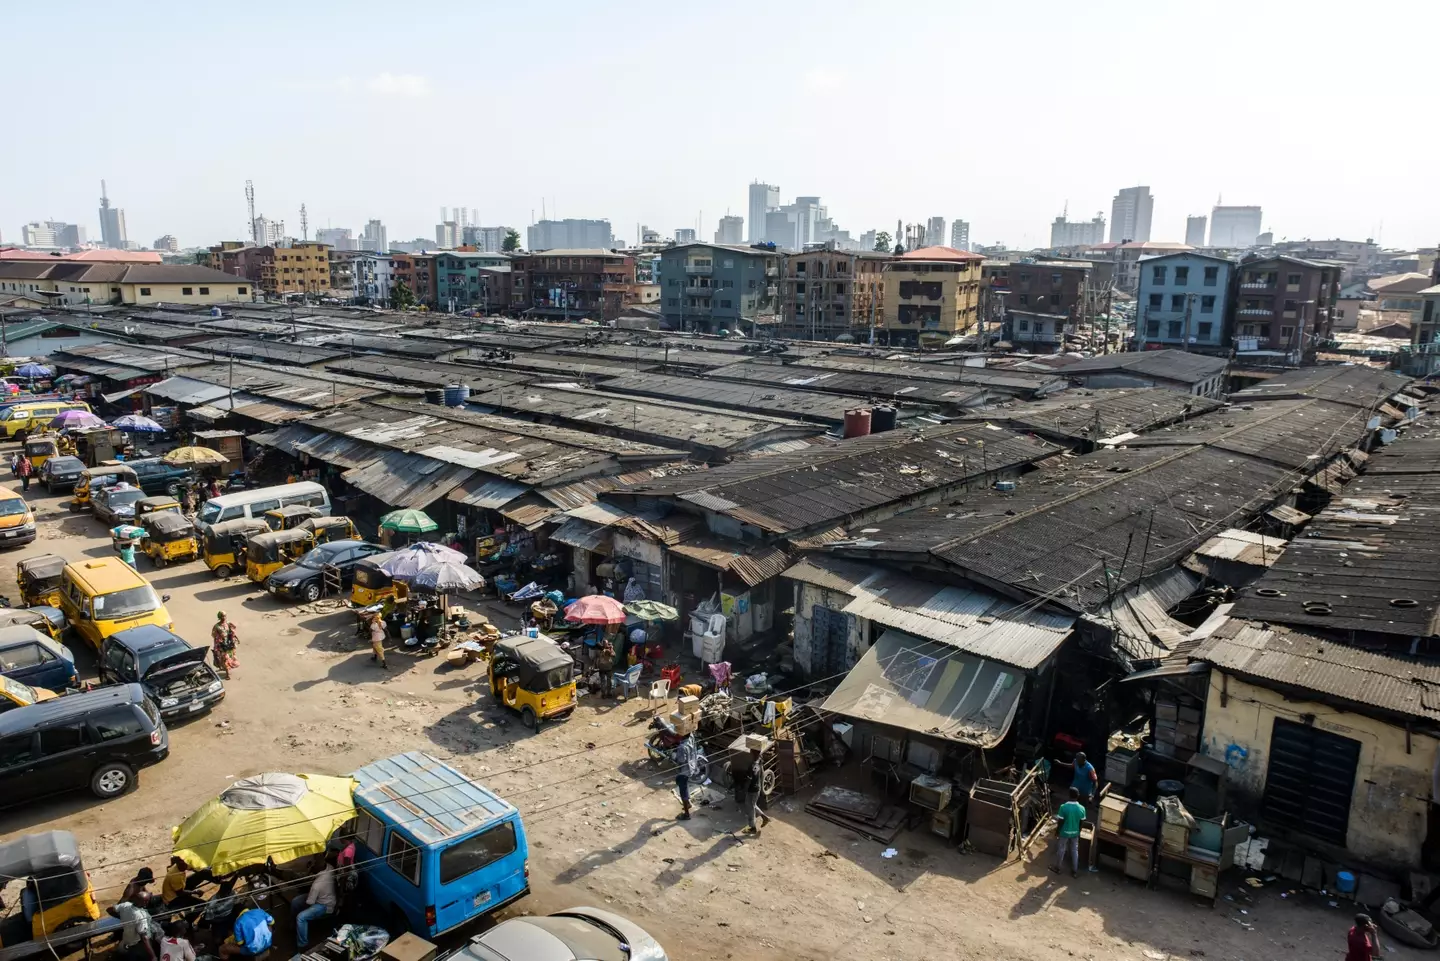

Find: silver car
451;907;668;961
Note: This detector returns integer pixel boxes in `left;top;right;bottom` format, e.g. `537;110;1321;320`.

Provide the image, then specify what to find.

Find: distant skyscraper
674;228;697;243
152;234;178;252
950;220;970;250
316;227;355;250
747;182;779;243
435;221;459;248
1050;213;1106;248
1185;215;1208;247
252;216;285;246
860;229;877;251
526;219;614;251
98;180;127;249
462;226;510;253
21;223;56;247
903;223;927;251
714;215;743;245
361;219;388;253
1209;205;1263;247
1109;186;1153;243
925;217;947;248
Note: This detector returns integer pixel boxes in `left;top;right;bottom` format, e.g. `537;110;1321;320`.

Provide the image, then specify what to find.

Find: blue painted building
657;242;781;333
434;251;510;310
1135;251;1235;353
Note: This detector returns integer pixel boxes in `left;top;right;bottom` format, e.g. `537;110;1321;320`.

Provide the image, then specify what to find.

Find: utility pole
1182;292;1194;352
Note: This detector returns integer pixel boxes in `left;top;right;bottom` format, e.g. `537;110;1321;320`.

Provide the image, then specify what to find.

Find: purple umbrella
50;410;105;429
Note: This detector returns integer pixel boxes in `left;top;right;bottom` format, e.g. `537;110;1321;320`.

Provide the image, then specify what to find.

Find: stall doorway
810;606;852;678
1262;718;1360;846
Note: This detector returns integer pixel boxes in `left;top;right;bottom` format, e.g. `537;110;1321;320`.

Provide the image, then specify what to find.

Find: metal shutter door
1262;718;1360;846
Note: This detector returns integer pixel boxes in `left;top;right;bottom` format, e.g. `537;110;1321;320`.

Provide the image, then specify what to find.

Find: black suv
0;683;169;804
125;458;195;497
266;540;388;602
39;455;84;493
100;626;225;720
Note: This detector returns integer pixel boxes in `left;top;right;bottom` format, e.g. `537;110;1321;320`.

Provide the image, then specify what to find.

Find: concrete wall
791;581;870;677
121;281;253;305
1201;670;1438;869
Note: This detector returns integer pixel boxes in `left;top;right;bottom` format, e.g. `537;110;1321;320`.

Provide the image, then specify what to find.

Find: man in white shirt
158;920;197;961
289;854;338;947
109;901;156;961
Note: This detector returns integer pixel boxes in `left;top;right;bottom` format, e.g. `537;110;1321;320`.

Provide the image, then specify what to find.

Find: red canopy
564;594;627;625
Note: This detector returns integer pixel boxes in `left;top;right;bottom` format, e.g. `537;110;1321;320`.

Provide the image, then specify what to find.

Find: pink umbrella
564;594;628;625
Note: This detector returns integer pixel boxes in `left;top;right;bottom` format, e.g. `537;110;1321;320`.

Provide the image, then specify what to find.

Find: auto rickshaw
203;517;269;578
21;436;59;471
300;514;358;544
69;464;138;512
488;632;576;730
245;528;313;584
15;554;65;607
135;495;182;521
0;605;68;643
0;674;58;714
263;504;322;531
0;831;103;948
141;512;199;567
351;553;409;606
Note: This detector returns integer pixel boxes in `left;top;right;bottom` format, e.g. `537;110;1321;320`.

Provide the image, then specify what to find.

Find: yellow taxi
57;557;173;651
0;491;36;547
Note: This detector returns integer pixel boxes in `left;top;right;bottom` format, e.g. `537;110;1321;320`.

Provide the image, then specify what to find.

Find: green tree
502;228;521;252
390;280;417;310
873;231;892;253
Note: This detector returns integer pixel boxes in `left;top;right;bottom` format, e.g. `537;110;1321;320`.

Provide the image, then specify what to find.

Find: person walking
289;853;337;948
1347;913;1383;961
16;454;33;492
368;613;388;669
672;733;702;821
211;612;238;678
120;539;138;569
735;745;772;836
1050;787;1087;877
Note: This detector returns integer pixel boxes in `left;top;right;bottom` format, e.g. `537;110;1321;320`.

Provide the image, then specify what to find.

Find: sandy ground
0;474;1421;961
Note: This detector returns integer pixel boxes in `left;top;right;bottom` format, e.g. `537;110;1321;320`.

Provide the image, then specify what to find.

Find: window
1;642;54;669
667;298;677;307
1018;294;1029;305
91;705;145;740
720;279;734;288
1017;319;1029;331
40;724;89;756
1152;265;1167;284
140;288;151;296
722;259;734;268
0;734;37;768
1146;320;1160;337
720;299;732;308
1242;325;1255;336
355;810;386;854
1148;294;1162;309
1174;266;1189;285
1204;266;1218;286
1171;294;1185;311
1050;272;1062;285
1287;272;1301;286
1201;295;1215;313
182;287;194;295
440;822;518;884
1018;272;1031;284
1045;293;1057;306
1168;320;1183;339
1259;325;1271;338
1197;321;1213;339
1033;321;1045;334
386;832;421;884
199;287;209;295
1280;326;1294;339
795;282;806;294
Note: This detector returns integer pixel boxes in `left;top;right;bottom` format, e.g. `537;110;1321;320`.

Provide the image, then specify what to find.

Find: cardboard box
380;933;437;961
744;733;768;752
669;711;695;735
1099;795;1127;834
678;694;701;715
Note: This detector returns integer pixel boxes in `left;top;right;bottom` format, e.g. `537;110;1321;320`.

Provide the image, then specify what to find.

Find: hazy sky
6;1;1437;251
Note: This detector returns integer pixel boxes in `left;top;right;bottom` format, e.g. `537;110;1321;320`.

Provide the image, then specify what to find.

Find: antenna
245;180;256;244
300;203;308;242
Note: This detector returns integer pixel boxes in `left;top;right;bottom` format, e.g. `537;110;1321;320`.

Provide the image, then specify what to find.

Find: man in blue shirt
1051;788;1088;877
1066;751;1098;807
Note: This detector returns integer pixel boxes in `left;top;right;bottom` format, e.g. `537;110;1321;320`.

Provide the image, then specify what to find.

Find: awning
667;539;792;587
446;475;528;510
341;451;476;510
499;496;560;531
550;517;613;555
820;629;1024;748
101;386;142;404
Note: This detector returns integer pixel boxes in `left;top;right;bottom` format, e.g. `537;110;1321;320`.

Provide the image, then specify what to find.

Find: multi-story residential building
330;253;357;299
747;182;779;243
1109;185;1153;243
527;219;614;251
657;242;779;334
1273;239;1380;284
316;227;354;250
510;249;636;320
675;228;697;243
0;261;251;306
152;234;178;253
262;242;331;298
985;260;1090;351
925;217;947;248
880;246;984;347
1049;214;1105;248
1209;206;1263;247
1231;255;1340;359
777;244;890;340
714;215;743;246
431;251;511;311
1367;272;1433;323
950;220;970;251
360;219;388;253
1404;282;1440;374
1116;241;1193;293
1134;251;1235;353
354;252;393;306
476;266;511;313
1185;215;1207;247
98;181;127;249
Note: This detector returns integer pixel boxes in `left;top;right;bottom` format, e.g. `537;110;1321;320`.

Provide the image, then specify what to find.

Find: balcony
684;264;712;275
685;284;716;297
1236;307;1273;316
1239;282;1274;290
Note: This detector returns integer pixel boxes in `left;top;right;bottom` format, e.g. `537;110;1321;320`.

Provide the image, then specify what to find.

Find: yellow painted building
0;262;251;306
881;246;983;347
1194;616;1440;870
265;242;331;296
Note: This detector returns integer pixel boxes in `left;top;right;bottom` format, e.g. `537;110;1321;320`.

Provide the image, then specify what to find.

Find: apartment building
656;243;780;333
1134;252;1235;353
510;249;637;320
434;251;511;310
880;246;984;347
1116;241;1193;293
985;260;1090;350
777;245;891;340
1231;256;1340;359
262;242;331;297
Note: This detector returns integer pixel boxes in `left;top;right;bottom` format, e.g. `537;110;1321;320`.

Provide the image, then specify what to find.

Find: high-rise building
21;223;57;247
51;223;85;247
640;226;661;244
252;216;285;246
435;221;459;248
747;182;779;243
526;219;613;251
1049;214;1105;248
1185;215;1208;247
361;219;388;253
860;229;878;251
714;215;743;245
98;180;127;249
1109;186;1153;243
903;223;927;252
950;220;970;251
152;234;179;252
926;217;947;248
462;226;511;253
316;227;355;250
674;228;697;243
1209;205;1263;247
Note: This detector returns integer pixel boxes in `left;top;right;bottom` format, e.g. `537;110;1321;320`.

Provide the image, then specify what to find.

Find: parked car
444;907;668;961
0;683;169;804
0;625;77;691
98;626;225;720
0;492;36;547
92;483;146;526
125;458;196;497
266;540;388;603
39;455;85;493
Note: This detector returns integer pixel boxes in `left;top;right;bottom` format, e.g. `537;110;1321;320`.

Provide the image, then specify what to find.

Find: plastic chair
613;663;643;699
647;677;671;711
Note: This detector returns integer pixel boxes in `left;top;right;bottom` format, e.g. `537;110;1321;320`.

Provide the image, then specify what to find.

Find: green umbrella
624;599;679;622
379;508;438;533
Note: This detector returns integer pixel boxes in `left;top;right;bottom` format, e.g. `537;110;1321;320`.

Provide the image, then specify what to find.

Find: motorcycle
645;716;710;782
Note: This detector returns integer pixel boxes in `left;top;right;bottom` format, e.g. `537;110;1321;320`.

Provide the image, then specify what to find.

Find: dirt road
0;479;1411;961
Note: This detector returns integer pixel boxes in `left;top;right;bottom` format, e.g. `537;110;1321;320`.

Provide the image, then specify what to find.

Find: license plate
473;891;491;908
189;702;205;712
267;585;277;593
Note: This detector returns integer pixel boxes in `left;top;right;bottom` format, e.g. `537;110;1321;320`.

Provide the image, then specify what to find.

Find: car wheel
302;581;321;603
214;562;233;579
521;706;538;731
386;906;411;937
91;762;133;799
167;482;180;497
153;555;167;568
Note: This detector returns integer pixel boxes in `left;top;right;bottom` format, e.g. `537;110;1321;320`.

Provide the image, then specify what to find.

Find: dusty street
0;476;1416;961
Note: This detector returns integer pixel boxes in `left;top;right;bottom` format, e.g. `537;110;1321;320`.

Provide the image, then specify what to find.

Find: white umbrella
376;541;466;579
410;560;483;592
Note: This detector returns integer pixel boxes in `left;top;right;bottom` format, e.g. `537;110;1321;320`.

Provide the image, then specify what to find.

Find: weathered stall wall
792;581;870;678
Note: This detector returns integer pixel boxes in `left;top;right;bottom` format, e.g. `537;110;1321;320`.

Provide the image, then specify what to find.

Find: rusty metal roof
667;539;793;587
959;388;1222;445
1227;363;1413;409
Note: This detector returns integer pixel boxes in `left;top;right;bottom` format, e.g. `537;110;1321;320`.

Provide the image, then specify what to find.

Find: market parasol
624;599;679;622
565;594;628;625
171;772;356;875
410;560;484;593
49;410;105;430
112;414;165;433
377;541;465;579
14;363;52;378
162;446;228;466
378;508;438;534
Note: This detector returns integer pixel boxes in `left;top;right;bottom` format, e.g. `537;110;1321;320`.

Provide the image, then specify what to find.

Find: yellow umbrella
162;446;229;466
172;772;356;874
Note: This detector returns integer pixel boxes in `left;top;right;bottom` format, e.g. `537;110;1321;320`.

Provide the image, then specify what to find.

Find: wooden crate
1125;845;1154;881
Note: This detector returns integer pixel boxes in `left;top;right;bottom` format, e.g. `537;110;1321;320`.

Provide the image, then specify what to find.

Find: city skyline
3;1;1436;251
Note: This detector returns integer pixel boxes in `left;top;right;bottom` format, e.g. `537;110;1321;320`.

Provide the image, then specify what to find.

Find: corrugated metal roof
549;518;613;554
561;501;633;527
498;497;560;530
351;751;515;846
1194;615;1440;721
667;539;792;587
342;452;476;509
1084;567;1199;664
780;555;875;593
445;476;528;509
1185;529;1286;566
144;376;233;405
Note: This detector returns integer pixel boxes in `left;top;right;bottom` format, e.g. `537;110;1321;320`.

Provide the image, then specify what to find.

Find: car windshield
0;497;27;516
136;638;192;674
108;489;144;507
49;457;83;473
95;584;162;620
295;546;338;570
198;502;222;525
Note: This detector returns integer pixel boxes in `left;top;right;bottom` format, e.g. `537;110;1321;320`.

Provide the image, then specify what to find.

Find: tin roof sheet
549;517;613;554
351;751;515;846
667;539;792;587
